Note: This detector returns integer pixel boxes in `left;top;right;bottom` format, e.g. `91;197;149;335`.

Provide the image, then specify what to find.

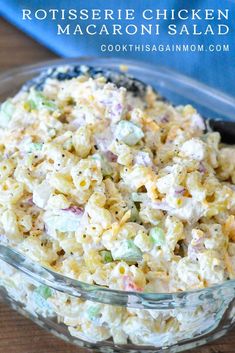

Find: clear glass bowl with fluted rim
1;57;235;353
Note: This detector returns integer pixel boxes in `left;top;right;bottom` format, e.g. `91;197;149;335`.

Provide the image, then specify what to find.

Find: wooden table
0;17;234;353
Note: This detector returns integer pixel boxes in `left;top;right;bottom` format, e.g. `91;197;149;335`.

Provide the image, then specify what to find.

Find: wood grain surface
0;17;234;353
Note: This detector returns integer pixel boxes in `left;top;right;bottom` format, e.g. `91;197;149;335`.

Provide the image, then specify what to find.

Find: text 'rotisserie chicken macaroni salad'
1;66;235;295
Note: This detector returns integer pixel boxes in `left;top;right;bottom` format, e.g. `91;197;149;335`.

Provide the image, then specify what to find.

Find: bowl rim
1;244;235;308
1;56;235;103
0;56;235;307
1;56;235;120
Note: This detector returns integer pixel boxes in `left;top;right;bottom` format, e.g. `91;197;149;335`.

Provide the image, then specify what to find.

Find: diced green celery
92;153;113;176
32;285;54;314
43;100;57;110
114;120;144;146
87;305;101;321
150;227;165;246
100;250;113;263
131;192;148;203
24;99;36;112
35;285;52;299
28;90;57;111
112;240;142;262
0;99;14;127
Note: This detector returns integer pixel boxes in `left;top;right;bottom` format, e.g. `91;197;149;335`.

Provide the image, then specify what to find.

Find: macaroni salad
1;66;235;297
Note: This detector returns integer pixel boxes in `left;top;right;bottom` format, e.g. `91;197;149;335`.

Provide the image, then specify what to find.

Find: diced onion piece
149;226;165;246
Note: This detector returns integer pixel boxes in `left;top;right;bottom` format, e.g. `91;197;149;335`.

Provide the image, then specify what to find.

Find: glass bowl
1;57;235;353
